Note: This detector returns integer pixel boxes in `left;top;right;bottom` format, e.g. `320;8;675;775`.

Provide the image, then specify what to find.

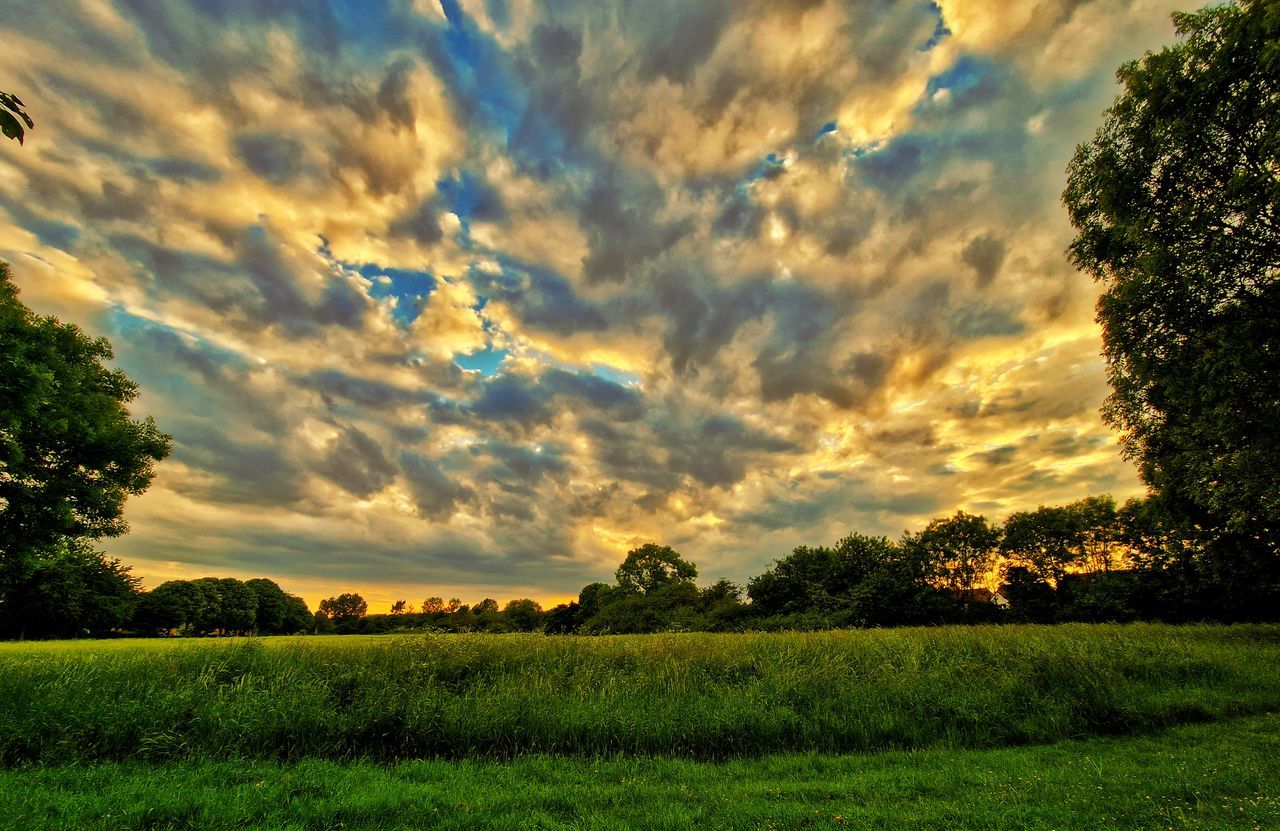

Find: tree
318;592;367;625
282;594;312;633
472;597;499;614
911;511;1001;591
246;577;288;633
0;263;172;579
1000;506;1083;583
614;543;697;595
502;598;543;632
389;599;409;615
133;579;208;634
421;596;444;614
1063;0;1280;553
0;539;139;639
0;92;33;145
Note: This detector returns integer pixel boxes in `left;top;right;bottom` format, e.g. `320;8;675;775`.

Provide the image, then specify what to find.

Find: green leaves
0;92;33;145
1062;0;1280;553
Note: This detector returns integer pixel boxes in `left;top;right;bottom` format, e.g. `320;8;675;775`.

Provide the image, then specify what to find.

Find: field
2;624;1279;828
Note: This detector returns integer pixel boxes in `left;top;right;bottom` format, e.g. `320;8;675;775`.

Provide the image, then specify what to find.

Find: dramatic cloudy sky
0;0;1189;609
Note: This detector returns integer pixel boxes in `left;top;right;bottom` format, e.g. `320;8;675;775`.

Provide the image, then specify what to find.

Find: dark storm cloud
470;258;609;335
629;1;731;84
472;441;568;483
300;370;429;411
234;133;306;184
580;168;692;284
400;451;475;520
176;429;309;506
540;369;644;421
313;423;398;497
962;232;1007;287
734;471;943;534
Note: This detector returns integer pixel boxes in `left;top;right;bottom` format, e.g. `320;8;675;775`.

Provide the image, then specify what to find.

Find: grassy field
3;625;1278;829
2;624;1279;763
1;714;1277;829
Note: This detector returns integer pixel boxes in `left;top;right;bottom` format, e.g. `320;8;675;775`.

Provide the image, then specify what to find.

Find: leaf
0;110;24;144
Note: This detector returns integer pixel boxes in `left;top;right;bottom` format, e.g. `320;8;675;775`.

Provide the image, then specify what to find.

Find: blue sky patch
455;343;509;376
355;264;437;325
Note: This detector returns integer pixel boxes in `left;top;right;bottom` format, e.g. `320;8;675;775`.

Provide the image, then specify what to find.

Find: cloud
0;0;1180;602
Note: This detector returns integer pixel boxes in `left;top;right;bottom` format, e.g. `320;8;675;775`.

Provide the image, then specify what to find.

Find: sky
0;0;1192;612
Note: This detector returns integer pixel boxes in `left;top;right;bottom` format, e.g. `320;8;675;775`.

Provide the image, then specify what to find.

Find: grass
0;714;1277;829
2;624;1279;763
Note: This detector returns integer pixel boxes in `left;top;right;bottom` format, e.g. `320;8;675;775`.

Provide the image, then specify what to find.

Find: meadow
3;624;1279;763
3;624;1279;829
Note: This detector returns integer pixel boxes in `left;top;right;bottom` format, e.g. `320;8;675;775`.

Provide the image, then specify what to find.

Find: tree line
2;491;1277;640
286;491;1280;638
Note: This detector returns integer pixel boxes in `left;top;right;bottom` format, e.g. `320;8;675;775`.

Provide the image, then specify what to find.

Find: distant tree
211;578;258;635
0;92;33;145
1067;496;1121;572
502;598;543;632
615;543;697;595
1063;0;1280;555
911;511;1001;591
312;610;335;634
133;579;207;634
1001;565;1059;623
282;594;312;633
318;593;367;625
1000;506;1083;583
747;545;839;615
245;578;288;634
421;596;444;614
543;602;582;634
444;598;463;613
390;599;409;615
472;597;499;615
0;263;171;616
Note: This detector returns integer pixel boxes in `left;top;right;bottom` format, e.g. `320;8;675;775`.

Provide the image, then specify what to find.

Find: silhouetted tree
319;593;367;627
615;543;697;595
0;540;138;639
911;510;1001;591
246;578;288;634
1064;0;1280;556
1;263;170;621
503;598;544;632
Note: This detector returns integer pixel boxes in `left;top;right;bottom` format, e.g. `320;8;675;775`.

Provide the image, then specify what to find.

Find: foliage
318;593;367;627
1000;505;1084;583
614;543;697;595
501;598;543;632
1063;0;1280;552
245;578;288;633
0;539;139;639
0;262;171;572
910;510;1000;591
0;92;32;145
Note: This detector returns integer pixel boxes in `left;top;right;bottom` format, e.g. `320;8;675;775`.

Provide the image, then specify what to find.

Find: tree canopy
1063;0;1280;553
614;543;697;595
0;263;172;561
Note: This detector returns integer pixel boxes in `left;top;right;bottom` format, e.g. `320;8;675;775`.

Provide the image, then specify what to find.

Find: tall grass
1;624;1277;764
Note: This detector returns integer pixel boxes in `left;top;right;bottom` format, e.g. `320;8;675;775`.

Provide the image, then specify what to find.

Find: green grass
3;624;1279;763
1;714;1277;829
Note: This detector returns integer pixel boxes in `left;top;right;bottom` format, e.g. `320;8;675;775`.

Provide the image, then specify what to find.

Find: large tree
1063;0;1280;552
0;263;171;558
614;543;697;595
1;263;170;630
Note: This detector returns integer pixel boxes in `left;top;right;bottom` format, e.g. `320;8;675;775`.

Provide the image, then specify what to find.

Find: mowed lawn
1;625;1278;828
